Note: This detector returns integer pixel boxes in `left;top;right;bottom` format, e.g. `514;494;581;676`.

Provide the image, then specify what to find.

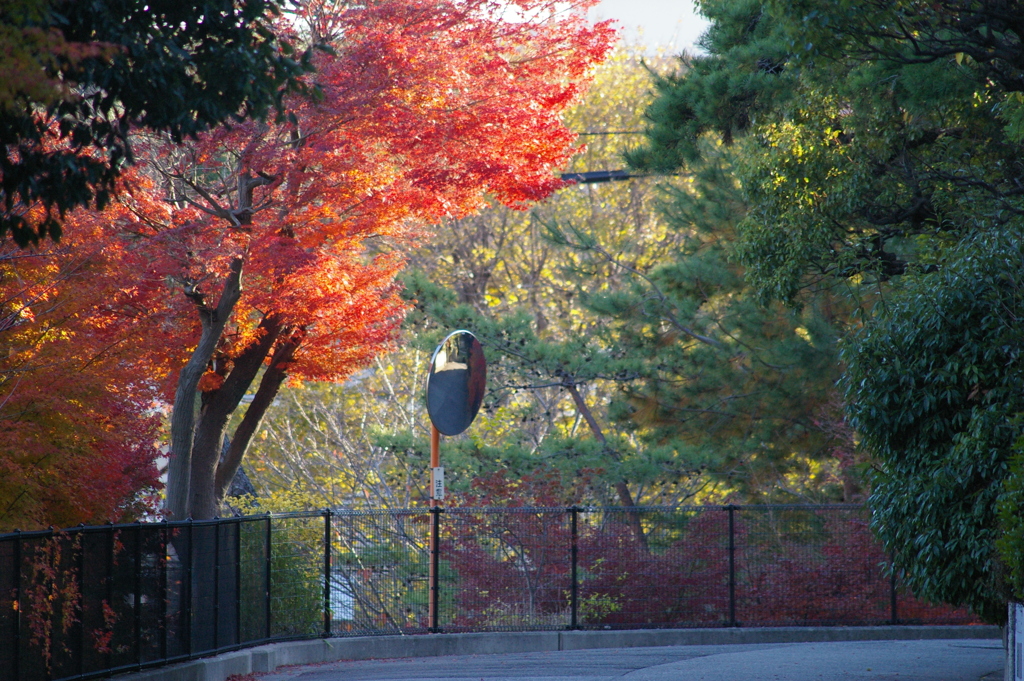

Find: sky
590;0;710;54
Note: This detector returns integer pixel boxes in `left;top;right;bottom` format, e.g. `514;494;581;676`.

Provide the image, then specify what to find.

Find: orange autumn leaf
197;372;225;393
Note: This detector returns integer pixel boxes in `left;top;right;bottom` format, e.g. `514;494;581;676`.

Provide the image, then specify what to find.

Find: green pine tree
629;0;1024;622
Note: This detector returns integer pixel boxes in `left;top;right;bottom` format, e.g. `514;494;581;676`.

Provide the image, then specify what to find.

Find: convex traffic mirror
426;330;486;436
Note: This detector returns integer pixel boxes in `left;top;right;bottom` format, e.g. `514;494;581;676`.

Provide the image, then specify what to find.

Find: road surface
261;638;1003;681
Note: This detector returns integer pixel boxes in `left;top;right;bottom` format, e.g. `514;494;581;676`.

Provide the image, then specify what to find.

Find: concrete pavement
260;639;1003;681
118;627;1003;681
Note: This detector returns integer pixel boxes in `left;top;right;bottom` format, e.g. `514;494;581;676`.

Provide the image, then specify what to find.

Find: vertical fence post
213;521;220;650
323;509;332;638
106;524;114;672
12;530;21;681
889;557;899;625
429;507;441;633
185;519;193;658
569;506;579;630
160;523;168;662
75;528;85;678
135;525;143;669
235;519;241;647
727;505;737;627
265;516;272;640
42;527;53;681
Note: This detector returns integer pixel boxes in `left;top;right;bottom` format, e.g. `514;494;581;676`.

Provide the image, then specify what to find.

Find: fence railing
0;505;978;681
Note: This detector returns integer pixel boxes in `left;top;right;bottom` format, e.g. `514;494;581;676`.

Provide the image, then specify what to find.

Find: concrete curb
117;626;1001;681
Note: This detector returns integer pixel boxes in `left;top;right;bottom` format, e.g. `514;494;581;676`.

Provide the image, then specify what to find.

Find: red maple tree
0;0;613;527
0;216;165;529
96;0;615;520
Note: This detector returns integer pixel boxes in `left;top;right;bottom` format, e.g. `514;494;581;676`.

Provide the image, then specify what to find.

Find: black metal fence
0;505;979;681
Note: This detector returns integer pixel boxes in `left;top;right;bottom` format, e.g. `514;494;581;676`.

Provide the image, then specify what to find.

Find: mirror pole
430;423;441;507
428;424;440;631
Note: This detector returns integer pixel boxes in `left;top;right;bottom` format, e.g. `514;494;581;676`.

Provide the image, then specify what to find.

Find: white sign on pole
432;467;445;500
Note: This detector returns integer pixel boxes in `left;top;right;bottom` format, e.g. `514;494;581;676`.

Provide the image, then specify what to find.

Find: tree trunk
213;328;304;508
564;383;648;549
165;258;244;520
187;316;283;519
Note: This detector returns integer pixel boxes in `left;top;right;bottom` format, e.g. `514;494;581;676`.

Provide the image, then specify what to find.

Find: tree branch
214;327;306;507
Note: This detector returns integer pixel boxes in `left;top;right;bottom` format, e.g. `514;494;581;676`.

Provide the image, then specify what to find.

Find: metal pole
323;509;332;637
727;505;736;627
570;506;579;630
428;424;440;631
213;521;220;650
135;526;143;669
265;516;272;639
185;519;193;658
429;507;441;633
234;519;241;646
13;530;21;681
160;523;168;662
106;524;114;673
890;557;898;625
76;527;85;678
430;424;440;506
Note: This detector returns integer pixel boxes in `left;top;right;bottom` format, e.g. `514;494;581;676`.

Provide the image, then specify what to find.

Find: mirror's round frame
426;330;486;436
